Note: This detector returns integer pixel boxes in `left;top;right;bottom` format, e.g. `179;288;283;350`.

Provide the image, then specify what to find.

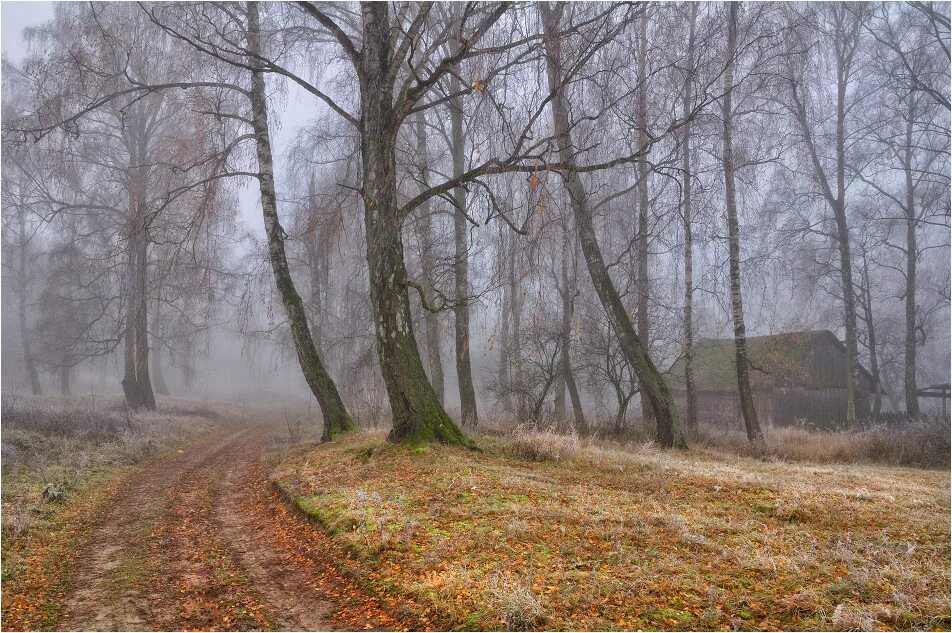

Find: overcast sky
0;1;319;242
2;1;54;63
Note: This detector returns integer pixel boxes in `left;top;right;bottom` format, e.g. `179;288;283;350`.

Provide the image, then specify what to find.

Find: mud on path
56;420;395;631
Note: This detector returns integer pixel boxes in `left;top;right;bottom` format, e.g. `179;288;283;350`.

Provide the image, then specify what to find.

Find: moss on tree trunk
359;3;472;448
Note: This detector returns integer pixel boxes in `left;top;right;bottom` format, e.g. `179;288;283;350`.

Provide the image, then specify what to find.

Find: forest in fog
2;1;949;446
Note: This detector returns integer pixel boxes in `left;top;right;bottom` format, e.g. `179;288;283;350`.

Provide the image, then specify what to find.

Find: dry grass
2;394;220;528
690;418;951;469
482;413;951;470
274;430;950;631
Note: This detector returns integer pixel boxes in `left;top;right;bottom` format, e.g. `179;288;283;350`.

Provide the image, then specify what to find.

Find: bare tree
540;2;687;449
783;4;869;426
247;2;355;440
721;3;764;445
680;3;700;432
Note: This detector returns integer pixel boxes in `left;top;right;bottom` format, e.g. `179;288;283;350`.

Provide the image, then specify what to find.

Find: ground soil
54;420;395;631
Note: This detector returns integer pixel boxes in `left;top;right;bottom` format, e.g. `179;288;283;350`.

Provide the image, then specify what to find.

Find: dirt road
55;421;394;631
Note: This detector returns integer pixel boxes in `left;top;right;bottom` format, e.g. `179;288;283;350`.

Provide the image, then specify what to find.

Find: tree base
321;413;357;443
388;405;475;449
121;378;156;411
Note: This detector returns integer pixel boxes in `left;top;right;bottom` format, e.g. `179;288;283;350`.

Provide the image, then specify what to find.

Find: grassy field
273;430;951;632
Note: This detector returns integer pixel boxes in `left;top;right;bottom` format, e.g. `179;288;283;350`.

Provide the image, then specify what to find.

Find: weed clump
505;426;582;462
831;602;876;631
486;573;544;631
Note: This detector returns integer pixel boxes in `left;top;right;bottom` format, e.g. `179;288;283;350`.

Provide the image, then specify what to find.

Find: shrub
505;426;582;462
486;573;544;631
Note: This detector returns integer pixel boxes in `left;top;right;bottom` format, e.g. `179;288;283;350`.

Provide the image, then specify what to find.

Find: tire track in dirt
58;430;247;631
214;436;397;631
56;420;395;631
211;436;346;631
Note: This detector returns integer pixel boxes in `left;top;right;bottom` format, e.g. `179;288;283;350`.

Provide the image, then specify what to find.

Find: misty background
1;1;949;425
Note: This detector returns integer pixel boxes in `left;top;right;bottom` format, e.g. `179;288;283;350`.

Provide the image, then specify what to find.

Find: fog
2;2;949;440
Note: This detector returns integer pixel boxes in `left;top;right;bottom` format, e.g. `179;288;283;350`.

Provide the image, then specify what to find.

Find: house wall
672;390;773;430
769;387;858;428
673;386;871;430
809;336;875;415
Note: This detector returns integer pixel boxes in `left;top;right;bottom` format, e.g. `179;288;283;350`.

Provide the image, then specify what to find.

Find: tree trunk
614;392;630;436
448;76;478;430
247;2;354;441
833;222;860;424
305;174;326;360
18;302;42;395
635;10;655;426
358;3;469;446
833;14;860;426
150;286;170;397
150;345;170;397
510;242;526;421
860;252;882;417
541;4;686;449
789;6;862;427
903;105;920;418
558;242;587;433
681;3;698;433
121;210;156;411
120;113;157;411
722;3;764;446
412;111;444;405
59;365;70;396
15;210;42;395
497;224;513;413
553;253;569;420
564;359;586;434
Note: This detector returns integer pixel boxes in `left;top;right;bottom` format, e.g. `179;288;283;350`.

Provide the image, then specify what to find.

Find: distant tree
720;3;764;445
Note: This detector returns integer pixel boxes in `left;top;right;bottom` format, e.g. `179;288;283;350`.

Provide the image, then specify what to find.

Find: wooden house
667;330;880;429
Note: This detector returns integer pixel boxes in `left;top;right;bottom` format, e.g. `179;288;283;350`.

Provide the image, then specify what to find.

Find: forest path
56;419;389;631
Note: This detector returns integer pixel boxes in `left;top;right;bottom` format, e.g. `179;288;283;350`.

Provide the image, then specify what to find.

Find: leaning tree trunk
681;3;699;433
247;2;354;441
635;10;655;426
902;106;920;418
541;4;686;449
412;111;445;405
448;76;478;430
722;3;764;445
358;3;469;446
